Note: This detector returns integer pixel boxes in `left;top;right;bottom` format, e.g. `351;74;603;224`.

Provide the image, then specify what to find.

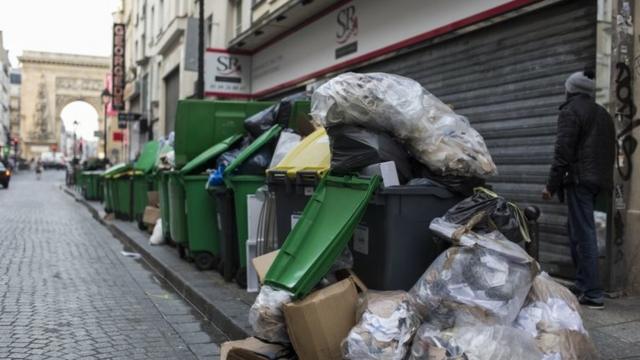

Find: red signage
111;23;126;110
113;132;124;142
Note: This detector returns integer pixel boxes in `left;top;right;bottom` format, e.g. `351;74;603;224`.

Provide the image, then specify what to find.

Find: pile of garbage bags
311;72;497;179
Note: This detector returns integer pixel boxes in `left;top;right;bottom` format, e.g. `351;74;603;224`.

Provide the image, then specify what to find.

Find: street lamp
101;88;112;162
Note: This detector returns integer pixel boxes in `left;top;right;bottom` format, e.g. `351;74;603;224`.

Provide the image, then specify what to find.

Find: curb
62;187;251;340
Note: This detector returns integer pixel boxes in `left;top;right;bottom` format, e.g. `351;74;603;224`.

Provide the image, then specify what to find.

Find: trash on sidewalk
252;250;280;284
120;251;141;259
283;277;360;360
143;206;161;231
149;219;164;246
311;72;497;178
440;187;531;244
249;285;294;344
220;337;295;360
342;290;422;360
360;162;401;187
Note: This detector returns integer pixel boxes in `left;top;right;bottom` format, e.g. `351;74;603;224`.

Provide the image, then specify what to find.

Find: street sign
117;112;142;122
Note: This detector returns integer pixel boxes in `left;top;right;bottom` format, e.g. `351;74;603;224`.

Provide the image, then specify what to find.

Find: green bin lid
265;174;381;298
103;163;130;178
223;125;282;181
134;140;160;173
179;134;243;176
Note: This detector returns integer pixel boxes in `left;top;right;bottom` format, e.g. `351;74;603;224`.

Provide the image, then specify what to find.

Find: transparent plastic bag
311;72;496;178
453;325;544;360
269;131;302;169
342;291;422;360
409;323;465;360
248;285;293;344
515;273;597;360
411;222;536;326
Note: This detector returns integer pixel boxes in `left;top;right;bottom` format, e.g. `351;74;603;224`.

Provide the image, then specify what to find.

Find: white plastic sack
453;325;544;360
409;323;464;360
149;219;164;245
248;285;293;343
268;131;302;169
412;219;536;327
342;291;422;360
311;72;497;178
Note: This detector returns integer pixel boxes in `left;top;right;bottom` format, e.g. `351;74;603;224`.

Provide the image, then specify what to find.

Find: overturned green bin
265;175;381;299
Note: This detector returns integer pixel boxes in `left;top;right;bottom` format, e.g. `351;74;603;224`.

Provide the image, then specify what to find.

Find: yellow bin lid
267;128;330;180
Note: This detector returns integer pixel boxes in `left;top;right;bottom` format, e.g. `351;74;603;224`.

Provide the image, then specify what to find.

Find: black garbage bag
411;160;486;197
244;106;278;138
274;93;313;135
216;135;253;169
442;188;530;243
327;124;412;182
236;143;276;175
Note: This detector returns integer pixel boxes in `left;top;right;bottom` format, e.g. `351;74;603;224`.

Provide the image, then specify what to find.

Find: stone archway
18;51;110;159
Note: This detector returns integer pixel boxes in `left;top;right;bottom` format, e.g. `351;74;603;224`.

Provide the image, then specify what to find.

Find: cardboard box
251;250;279;284
147;191;160;207
220;337;291;360
142;206;161;226
283;278;360;360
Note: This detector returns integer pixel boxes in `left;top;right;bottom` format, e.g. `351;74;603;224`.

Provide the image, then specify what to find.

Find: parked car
0;162;11;188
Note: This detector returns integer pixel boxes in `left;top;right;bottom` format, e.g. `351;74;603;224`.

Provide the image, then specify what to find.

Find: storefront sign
113;132;124;142
204;49;252;97
251;0;531;96
112;23;126;110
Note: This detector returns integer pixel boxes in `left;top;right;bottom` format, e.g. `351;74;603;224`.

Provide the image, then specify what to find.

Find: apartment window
205;15;213;47
235;1;243;36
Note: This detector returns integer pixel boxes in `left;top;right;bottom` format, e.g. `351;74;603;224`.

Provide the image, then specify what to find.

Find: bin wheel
235;267;247;289
137;220;146;231
177;244;187;259
194;252;219;271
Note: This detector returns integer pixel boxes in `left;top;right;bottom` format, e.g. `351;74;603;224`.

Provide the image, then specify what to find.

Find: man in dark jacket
543;70;615;309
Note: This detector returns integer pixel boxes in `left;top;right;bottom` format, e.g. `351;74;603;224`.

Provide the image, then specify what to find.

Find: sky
0;0;119;140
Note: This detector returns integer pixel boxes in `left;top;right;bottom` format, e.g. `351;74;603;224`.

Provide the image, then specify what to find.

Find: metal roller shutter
357;0;597;275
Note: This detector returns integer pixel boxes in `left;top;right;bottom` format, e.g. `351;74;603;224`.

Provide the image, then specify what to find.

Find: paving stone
0;173;228;359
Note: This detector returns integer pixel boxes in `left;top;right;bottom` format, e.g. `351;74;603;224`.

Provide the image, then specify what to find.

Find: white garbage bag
248;285;293;344
311;72;497;178
149;219;164;245
342;291;422;360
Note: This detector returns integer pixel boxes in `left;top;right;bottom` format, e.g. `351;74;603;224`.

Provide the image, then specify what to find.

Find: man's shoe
567;284;582;297
579;295;604;310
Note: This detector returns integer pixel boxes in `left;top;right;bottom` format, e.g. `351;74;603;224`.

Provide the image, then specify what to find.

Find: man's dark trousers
566;184;604;302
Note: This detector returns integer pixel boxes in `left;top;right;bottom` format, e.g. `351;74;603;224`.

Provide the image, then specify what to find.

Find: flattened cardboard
283;278;359;360
147;191;160;207
252;250;279;284
143;206;161;225
220;337;290;360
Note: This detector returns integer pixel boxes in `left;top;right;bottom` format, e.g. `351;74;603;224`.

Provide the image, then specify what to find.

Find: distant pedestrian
542;69;615;309
35;160;43;180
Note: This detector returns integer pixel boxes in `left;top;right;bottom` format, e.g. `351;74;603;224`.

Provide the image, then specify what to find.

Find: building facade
218;0;640;294
9;68;21;162
0;31;11;160
116;0;236;161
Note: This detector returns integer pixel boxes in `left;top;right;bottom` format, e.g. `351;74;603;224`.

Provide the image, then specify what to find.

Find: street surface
0;171;225;359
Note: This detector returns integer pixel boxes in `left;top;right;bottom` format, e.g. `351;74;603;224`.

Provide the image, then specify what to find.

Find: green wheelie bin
113;170;135;221
102;163;130;214
82;171;105;201
168;170;188;258
131;141;160;229
180;135;243;270
174;100;274;168
157;170;172;243
216;125;284;285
